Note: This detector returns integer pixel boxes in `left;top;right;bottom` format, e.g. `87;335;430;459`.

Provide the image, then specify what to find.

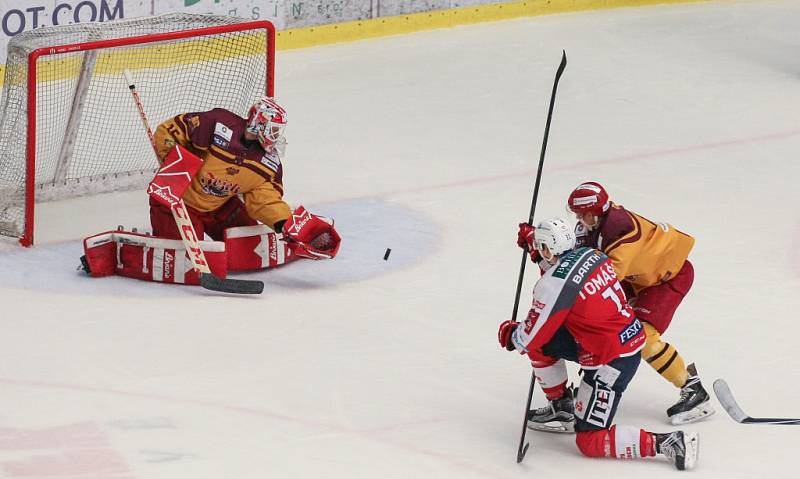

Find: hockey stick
515;50;568;464
713;379;800;425
123;70;263;295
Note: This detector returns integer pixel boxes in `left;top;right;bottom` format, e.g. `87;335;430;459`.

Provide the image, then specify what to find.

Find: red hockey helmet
246;97;287;150
567;182;610;217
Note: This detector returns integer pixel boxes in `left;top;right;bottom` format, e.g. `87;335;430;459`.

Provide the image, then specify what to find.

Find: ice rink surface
1;0;799;477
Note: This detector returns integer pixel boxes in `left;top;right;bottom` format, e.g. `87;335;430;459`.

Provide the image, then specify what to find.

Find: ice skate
527;387;575;433
655;430;699;470
667;363;715;425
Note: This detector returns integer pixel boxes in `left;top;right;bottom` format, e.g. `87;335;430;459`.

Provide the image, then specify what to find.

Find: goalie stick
514;50;568;464
123;69;263;295
713;379;800;425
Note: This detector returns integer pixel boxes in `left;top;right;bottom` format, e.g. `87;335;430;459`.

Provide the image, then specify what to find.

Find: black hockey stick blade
200;272;264;295
713;379;800;425
516;442;530;464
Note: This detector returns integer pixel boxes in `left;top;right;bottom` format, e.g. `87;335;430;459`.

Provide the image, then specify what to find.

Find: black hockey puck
383;248;391;260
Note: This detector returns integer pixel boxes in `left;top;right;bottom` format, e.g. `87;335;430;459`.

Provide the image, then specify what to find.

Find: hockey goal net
0;13;274;246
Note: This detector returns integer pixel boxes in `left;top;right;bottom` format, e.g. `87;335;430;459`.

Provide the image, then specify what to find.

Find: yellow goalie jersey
577;202;695;293
153;108;292;230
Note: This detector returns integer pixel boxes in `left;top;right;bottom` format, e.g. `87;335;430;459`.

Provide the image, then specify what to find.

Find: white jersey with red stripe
511;246;645;369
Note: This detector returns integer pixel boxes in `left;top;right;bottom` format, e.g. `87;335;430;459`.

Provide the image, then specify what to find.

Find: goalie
81;97;340;285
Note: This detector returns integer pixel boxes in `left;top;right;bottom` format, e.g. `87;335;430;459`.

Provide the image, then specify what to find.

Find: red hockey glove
282;205;341;260
517;223;540;262
498;320;519;352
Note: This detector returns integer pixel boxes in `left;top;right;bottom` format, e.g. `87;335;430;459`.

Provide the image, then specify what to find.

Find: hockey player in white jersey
499;218;699;470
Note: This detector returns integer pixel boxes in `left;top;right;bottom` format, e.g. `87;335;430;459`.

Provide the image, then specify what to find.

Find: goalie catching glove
280;205;341;260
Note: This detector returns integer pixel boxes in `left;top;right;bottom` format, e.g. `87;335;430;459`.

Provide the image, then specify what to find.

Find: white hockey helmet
246;97;287;151
533;217;576;256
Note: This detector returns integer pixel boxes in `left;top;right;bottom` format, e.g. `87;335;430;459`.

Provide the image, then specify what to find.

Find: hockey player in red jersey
80;97;340;285
562;181;712;425
499;218;699;470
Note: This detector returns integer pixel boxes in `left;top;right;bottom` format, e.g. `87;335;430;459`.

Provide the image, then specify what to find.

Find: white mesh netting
0;12;271;244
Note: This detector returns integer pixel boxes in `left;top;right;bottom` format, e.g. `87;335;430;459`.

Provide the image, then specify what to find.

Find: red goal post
0;13;275;246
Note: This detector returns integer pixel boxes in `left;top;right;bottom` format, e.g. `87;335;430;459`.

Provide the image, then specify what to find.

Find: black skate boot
526;387;575;433
667;363;715;425
655;430;699;470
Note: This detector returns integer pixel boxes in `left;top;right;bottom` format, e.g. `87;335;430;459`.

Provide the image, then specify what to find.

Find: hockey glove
282;205;341;260
147;145;203;208
517;223;540;262
498;320;519;352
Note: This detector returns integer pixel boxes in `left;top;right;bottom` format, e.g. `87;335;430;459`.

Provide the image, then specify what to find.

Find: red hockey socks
575;426;657;459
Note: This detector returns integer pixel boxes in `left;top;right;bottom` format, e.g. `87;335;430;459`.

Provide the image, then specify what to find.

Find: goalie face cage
0;13;275;246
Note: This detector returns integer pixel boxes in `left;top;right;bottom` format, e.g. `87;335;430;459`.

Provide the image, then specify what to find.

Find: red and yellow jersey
153;108;292;230
576;202;694;292
511;247;645;368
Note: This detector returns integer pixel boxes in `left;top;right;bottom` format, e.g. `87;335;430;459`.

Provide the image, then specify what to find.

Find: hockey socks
642;322;688;388
575;426;655;459
532;358;568;400
575;426;699;470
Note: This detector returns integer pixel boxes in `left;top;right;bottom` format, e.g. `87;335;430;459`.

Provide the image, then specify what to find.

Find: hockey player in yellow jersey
151;98;292;237
150;97;340;263
565;181;713;425
80;97;340;287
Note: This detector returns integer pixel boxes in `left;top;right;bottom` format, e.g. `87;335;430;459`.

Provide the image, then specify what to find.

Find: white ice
1;0;799;477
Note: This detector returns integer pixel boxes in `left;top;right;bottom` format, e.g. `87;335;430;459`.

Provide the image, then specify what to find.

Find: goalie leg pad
82;232;117;277
82;230;227;285
224;225;298;271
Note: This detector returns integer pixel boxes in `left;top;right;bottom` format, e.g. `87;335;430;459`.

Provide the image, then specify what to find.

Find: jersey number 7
601;281;632;318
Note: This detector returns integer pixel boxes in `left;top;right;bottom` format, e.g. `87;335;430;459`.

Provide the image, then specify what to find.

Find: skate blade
670;404;715;425
526;420;575;434
683;432;700;470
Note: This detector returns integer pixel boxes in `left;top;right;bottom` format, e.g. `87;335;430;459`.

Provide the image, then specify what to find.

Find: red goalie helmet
567;181;610;217
246;97;287;150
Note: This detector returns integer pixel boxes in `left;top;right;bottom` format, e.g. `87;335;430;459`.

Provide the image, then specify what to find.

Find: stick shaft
514;51;568;463
123;69;211;275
